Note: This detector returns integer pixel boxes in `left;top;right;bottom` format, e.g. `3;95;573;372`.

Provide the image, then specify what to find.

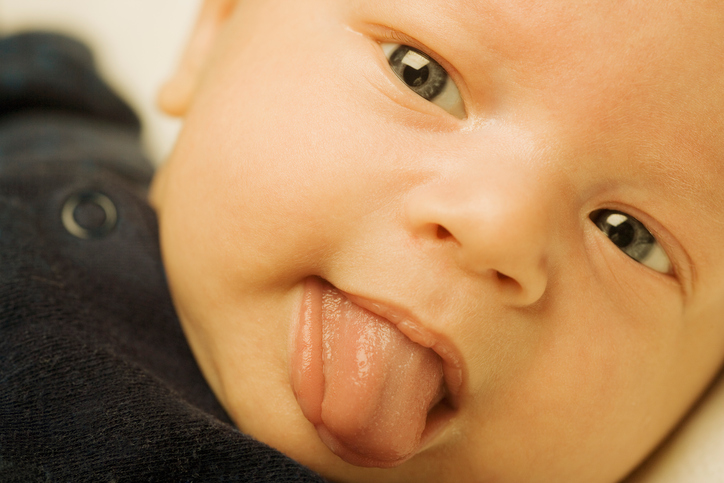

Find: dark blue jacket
0;32;325;483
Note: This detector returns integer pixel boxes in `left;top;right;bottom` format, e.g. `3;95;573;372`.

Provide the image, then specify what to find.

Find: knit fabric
0;32;326;483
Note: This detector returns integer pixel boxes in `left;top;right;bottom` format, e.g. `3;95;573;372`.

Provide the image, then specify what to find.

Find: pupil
608;221;634;248
403;65;429;88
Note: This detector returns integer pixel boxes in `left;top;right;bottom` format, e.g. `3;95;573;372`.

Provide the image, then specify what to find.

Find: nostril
436;225;453;240
495;271;528;297
495;270;523;297
496;271;514;284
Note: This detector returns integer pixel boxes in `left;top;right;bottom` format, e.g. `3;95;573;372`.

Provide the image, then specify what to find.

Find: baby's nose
404;168;551;307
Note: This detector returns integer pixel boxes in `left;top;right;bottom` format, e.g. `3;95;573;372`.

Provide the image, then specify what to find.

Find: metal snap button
61;191;117;239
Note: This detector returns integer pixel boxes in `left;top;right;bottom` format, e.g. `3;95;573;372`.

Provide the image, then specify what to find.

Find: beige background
0;0;201;164
1;2;723;481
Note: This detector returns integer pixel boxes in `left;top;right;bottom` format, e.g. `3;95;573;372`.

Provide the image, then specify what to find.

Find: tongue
314;285;444;466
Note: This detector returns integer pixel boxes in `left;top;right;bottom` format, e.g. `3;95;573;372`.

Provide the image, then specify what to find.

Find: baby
145;0;724;481
2;0;723;481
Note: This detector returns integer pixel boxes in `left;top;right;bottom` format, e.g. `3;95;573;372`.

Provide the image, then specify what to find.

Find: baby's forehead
474;3;724;163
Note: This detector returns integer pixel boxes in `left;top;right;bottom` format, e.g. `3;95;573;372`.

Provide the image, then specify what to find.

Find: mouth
290;277;463;468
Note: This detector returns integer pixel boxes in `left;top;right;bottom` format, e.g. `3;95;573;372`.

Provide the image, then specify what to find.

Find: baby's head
150;0;724;481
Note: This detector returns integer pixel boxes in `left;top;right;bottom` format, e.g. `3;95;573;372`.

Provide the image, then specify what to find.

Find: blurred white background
0;0;202;164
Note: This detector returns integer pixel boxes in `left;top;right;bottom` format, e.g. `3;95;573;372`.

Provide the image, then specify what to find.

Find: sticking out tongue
292;279;445;467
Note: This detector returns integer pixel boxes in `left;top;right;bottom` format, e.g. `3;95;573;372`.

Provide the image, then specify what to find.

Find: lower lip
289;277;460;467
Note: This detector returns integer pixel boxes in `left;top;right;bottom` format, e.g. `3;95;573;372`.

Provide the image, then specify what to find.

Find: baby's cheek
454;293;686;480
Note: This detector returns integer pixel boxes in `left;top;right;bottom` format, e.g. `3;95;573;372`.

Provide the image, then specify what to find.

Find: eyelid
368;25;470;114
591;203;694;294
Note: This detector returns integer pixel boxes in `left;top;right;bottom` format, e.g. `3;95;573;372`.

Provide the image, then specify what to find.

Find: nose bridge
405;154;553;306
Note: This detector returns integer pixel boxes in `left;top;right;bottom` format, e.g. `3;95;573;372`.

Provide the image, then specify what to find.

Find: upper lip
338;286;465;408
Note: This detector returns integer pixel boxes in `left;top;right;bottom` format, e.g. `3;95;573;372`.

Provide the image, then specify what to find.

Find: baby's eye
592;209;672;274
381;43;466;119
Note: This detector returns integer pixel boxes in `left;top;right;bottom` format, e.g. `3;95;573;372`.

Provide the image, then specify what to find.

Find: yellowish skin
150;0;724;481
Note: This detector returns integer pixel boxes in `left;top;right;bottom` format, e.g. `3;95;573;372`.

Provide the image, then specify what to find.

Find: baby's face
151;0;724;481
